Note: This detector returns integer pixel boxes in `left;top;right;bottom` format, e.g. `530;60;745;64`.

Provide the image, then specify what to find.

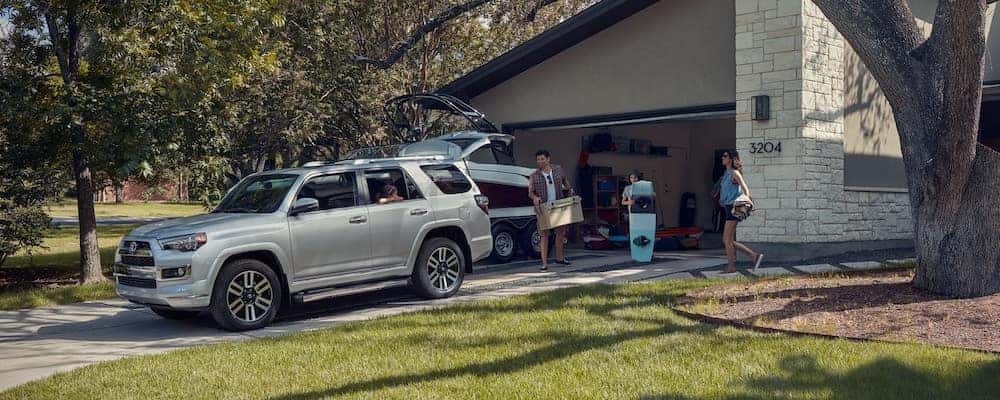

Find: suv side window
296;172;358;211
365;168;423;205
421;165;472;194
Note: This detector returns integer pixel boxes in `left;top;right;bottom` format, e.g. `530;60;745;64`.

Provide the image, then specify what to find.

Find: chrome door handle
410;208;429;216
349;215;367;224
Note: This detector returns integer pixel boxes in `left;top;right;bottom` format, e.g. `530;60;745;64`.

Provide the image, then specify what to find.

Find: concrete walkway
0;251;912;391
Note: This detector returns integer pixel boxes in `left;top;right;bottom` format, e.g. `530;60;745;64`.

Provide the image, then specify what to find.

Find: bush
0;204;50;267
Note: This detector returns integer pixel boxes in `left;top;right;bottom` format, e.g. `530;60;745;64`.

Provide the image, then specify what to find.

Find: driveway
0;251;730;391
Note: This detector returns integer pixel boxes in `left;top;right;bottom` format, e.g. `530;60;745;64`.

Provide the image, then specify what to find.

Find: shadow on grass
267;283;720;400
643;353;1000;400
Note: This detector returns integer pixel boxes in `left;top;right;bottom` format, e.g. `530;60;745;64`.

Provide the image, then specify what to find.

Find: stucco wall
470;0;736;126
511;118;734;229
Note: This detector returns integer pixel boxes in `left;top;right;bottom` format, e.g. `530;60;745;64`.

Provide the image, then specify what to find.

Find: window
469;146;497;164
215;174;298;214
421;165;473;194
491;142;515;165
365;169;423;205
297;173;357;211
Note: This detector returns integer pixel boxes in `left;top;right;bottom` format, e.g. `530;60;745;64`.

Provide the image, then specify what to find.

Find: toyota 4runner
114;157;492;331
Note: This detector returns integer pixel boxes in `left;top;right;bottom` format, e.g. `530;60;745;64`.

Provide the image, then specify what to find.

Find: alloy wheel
226;270;273;323
426;247;461;292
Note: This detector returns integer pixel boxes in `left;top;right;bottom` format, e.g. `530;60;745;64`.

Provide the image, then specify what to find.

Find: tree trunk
73;124;105;284
45;6;104;284
912;144;1000;297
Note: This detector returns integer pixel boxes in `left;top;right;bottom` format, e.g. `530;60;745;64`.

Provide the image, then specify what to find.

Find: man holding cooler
528;150;573;271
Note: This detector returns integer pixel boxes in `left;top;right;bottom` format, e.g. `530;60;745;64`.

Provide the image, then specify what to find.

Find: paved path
0;251;912;391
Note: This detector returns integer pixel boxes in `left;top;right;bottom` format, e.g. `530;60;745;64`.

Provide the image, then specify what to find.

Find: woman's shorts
722;205;739;222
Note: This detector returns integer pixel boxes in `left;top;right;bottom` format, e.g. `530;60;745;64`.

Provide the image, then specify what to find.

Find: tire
150;307;200;320
411;237;466;299
489;224;518;263
520;220;555;259
209;258;283;331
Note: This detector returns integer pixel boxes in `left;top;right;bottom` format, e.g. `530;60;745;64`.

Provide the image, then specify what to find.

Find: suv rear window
421;165;473;194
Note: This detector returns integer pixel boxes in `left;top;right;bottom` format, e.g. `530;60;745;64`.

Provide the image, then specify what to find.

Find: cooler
537;196;584;230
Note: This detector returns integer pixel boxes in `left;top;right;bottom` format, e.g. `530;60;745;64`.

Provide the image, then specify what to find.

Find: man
528;150;573;271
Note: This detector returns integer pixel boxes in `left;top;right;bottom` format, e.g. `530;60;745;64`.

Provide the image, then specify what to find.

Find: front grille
119;241;152;255
120;255;155;266
118;276;157;289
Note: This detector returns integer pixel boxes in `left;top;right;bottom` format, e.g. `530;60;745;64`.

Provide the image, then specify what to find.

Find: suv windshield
214;174;299;214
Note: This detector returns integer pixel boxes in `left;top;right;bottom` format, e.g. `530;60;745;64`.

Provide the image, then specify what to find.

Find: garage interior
509;114;735;248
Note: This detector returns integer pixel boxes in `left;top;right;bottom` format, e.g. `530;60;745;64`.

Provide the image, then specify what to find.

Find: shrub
0;204;50;267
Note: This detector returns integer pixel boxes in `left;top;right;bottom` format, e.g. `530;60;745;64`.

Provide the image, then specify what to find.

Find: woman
719;150;764;273
621;171;641;207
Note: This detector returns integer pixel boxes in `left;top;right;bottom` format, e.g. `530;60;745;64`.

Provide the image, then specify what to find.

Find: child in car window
379;184;404;204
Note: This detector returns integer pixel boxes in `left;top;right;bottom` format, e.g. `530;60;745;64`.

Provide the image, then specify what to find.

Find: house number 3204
749;141;782;154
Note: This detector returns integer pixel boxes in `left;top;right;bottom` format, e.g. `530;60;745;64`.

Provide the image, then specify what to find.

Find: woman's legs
723;220;760;272
723;221;738;272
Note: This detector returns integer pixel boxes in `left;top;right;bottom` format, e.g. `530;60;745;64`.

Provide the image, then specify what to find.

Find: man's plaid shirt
529;164;572;203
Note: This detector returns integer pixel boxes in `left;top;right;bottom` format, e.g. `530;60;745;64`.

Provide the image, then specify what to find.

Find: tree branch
354;0;495;69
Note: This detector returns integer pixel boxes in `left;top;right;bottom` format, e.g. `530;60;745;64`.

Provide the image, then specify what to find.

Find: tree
1;1;278;283
808;0;1000;297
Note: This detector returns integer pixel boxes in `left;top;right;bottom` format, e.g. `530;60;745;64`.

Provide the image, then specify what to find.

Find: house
441;0;1000;260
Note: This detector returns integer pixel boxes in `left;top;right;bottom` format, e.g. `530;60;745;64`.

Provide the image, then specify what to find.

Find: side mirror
289;198;319;216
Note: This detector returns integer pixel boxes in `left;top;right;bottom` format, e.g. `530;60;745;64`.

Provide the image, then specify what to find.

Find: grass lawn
45;199;205;219
0;225;137;310
3;281;997;400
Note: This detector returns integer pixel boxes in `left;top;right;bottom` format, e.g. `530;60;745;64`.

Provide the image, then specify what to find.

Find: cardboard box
537;196;584;230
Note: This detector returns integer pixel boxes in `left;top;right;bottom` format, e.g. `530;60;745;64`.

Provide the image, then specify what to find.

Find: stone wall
734;0;914;246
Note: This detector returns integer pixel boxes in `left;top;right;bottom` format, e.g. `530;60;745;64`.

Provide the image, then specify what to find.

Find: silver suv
114;158;492;331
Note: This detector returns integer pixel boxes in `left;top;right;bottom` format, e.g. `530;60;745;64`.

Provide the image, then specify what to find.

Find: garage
442;0;737;247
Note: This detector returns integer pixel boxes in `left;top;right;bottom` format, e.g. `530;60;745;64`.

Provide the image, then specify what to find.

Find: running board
293;278;411;303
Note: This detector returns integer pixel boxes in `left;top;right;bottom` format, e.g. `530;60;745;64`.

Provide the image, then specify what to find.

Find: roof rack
332;155;452;166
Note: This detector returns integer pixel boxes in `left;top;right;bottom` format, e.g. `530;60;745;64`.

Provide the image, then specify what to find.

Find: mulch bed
676;270;1000;353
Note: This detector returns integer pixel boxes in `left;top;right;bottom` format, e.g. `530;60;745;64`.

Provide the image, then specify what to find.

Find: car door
363;167;433;268
288;172;371;279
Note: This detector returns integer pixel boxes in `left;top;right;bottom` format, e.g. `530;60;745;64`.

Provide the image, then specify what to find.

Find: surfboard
629;180;656;263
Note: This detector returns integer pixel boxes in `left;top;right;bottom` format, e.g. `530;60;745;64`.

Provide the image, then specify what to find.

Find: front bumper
114;238;214;310
115;277;212;310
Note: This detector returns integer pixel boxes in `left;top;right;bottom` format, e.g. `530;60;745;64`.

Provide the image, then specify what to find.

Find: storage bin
537;196;584;230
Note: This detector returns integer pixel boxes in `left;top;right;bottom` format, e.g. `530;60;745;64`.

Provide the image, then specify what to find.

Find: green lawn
45;200;205;219
0;225;138;310
3;281;997;399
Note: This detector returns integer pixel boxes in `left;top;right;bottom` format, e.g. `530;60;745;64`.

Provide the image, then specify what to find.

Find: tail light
474;194;489;214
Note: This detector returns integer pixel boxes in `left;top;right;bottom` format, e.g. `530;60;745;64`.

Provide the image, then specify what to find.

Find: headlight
159;232;208;252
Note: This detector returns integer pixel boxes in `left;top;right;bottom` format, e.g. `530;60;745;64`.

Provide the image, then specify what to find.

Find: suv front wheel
209;258;283;331
411;237;465;299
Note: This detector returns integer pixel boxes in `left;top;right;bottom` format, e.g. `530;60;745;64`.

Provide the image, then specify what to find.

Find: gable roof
439;0;659;100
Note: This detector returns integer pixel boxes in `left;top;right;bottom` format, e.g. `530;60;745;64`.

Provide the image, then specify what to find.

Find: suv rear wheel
411;237;465;298
209;258;283;331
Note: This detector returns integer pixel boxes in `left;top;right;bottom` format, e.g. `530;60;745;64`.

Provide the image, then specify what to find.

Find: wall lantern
751;95;770;121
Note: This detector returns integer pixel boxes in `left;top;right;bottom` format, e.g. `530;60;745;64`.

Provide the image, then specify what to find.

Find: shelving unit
584;175;628;233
